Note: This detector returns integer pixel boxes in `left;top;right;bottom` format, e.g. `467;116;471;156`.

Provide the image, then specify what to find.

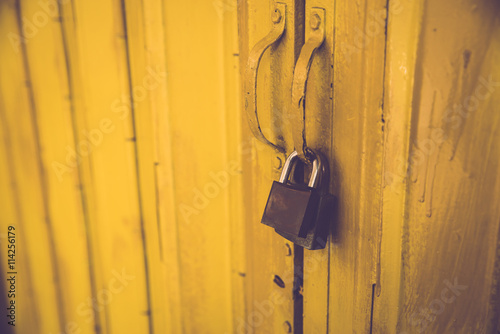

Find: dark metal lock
261;150;332;249
274;192;334;250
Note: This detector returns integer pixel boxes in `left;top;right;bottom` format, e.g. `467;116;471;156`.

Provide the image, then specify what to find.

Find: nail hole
273;275;285;288
284;243;292;256
283;321;292;333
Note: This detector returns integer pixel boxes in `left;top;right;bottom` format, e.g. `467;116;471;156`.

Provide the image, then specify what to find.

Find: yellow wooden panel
162;1;239;332
58;0;151;333
221;2;248;331
0;1;63;333
121;1;168;333
16;0;97;333
0;94;37;334
401;1;499;332
328;0;387;332
1;1;499;333
372;0;424;331
375;0;500;333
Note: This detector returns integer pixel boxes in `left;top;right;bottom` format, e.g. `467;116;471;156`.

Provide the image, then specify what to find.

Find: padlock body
261;181;320;237
275;193;335;250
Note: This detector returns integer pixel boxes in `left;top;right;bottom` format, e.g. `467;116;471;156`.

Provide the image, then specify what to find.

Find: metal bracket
244;3;287;153
291;8;326;161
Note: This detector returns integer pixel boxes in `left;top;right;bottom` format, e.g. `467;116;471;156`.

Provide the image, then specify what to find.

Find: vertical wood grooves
0;97;23;334
218;8;232;331
58;0;101;332
293;246;304;334
327;1;338;332
14;0;66;331
400;1;427;326
0;97;40;331
153;163;164;262
159;1;184;331
2;1;498;333
237;0;257;332
221;5;245;330
369;283;375;334
329;0;388;331
119;0;154;333
374;0;391;298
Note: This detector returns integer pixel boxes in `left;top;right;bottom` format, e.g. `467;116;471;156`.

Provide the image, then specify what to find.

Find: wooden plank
152;3;183;332
59;0;151;333
378;0;500;332
371;0;424;332
0;1;63;333
162;1;240;332
16;0;98;333
0;92;38;334
220;3;248;332
328;0;387;332
120;0;170;333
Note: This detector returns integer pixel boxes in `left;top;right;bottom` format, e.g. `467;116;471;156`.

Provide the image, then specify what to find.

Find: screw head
272;9;282;23
310;13;321;30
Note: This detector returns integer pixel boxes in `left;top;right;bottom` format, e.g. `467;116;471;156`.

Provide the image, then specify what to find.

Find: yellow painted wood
0;1;63;333
0;87;38;334
162;1;240;332
375;0;500;333
16;0;98;333
221;3;248;331
58;0;151;333
121;1;169;333
372;0;425;332
1;1;500;333
328;0;387;332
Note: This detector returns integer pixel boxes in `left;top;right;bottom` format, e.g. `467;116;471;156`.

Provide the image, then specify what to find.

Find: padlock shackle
279;150;322;188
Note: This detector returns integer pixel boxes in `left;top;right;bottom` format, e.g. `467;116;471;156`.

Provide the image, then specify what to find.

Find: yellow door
0;0;499;333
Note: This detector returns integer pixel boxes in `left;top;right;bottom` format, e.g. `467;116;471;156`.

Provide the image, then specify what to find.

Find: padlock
261;150;332;249
274;193;334;250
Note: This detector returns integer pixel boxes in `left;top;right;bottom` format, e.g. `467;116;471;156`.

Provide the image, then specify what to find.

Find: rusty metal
244;3;287;153
291;8;325;161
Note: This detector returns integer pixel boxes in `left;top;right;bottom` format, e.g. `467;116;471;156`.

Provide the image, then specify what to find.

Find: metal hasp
291;8;326;161
244;3;287;153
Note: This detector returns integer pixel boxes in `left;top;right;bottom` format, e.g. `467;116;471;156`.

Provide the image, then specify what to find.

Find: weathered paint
375;0;500;333
0;0;499;333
